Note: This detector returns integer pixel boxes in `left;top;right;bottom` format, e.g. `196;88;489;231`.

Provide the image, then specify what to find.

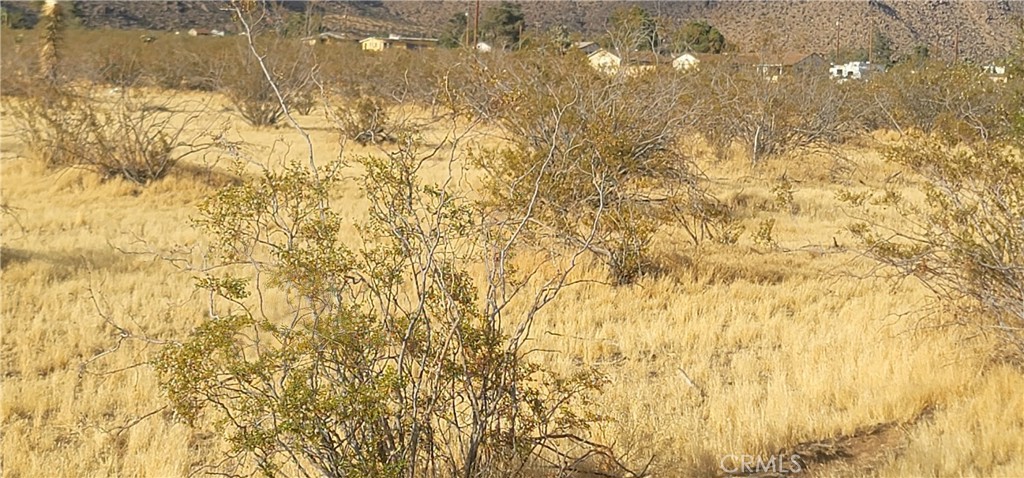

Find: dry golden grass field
2;89;1023;478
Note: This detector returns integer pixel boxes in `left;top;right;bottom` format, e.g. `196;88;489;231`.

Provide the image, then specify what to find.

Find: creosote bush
458;51;734;284
846;134;1024;360
337;94;394;145
691;65;860;164
866;60;1015;145
219;38;314;127
9;86;220;184
156;142;622;475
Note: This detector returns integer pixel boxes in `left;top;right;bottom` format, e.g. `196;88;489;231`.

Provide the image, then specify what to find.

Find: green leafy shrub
157;145;617;475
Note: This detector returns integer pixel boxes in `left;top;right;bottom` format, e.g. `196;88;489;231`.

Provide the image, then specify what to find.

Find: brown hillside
382;0;1023;61
1;1;1021;60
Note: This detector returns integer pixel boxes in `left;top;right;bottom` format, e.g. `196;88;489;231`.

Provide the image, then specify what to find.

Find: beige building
588;49;671;76
672;52;715;71
360;34;439;52
587;48;621;74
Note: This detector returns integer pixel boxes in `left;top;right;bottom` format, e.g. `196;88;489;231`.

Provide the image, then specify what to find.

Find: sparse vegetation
3;3;1024;478
692;65;860;164
8;86;222;184
462;51;732;284
847;134;1024;360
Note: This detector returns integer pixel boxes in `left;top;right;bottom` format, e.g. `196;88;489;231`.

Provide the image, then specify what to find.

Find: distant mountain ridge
4;1;1021;61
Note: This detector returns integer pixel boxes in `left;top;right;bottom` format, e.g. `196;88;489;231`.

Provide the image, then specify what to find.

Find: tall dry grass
1;90;1023;477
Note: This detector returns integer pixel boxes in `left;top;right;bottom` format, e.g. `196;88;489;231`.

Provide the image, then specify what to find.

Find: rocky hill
3;1;1021;61
381;0;1023;61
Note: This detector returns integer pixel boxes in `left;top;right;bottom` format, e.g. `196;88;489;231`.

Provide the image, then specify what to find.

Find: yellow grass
2;90;1023;477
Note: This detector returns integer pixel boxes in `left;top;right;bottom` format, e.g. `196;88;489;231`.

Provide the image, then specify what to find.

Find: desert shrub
8;86;221;184
316;45;457;108
866;61;1013;145
152;8;632;471
692;65;861;164
455;51;731;284
336;94;394;145
91;42;145;87
219;37;314;127
846;134;1024;360
156;147;624;476
0;27;35;96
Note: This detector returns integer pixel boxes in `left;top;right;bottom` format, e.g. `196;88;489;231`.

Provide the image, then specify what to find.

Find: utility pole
464;11;470;48
474;0;480;45
834;20;840;63
953;25;960;63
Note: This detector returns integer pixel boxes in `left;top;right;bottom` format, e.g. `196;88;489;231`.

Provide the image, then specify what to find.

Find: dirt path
723;408;935;478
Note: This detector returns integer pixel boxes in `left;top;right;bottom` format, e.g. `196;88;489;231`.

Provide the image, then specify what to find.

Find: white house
587;48;621;74
983;64;1007;83
829;61;882;81
672;53;713;71
476;42;493;53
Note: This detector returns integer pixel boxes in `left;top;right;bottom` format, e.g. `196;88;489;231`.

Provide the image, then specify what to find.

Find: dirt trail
723;408;935;478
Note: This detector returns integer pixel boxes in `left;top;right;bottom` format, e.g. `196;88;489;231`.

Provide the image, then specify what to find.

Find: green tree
607;5;658;52
438;12;468;48
674;20;725;54
481;1;525;50
547;23;571;52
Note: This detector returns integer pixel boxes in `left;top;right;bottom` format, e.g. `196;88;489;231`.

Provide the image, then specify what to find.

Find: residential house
829;61;884;81
587;48;621;74
673;52;825;78
586;49;672;76
620;51;673;76
672;52;714;71
360;34;439;51
983;64;1008;83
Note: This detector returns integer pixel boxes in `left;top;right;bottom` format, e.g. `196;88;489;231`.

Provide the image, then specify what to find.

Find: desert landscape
2;2;1023;478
